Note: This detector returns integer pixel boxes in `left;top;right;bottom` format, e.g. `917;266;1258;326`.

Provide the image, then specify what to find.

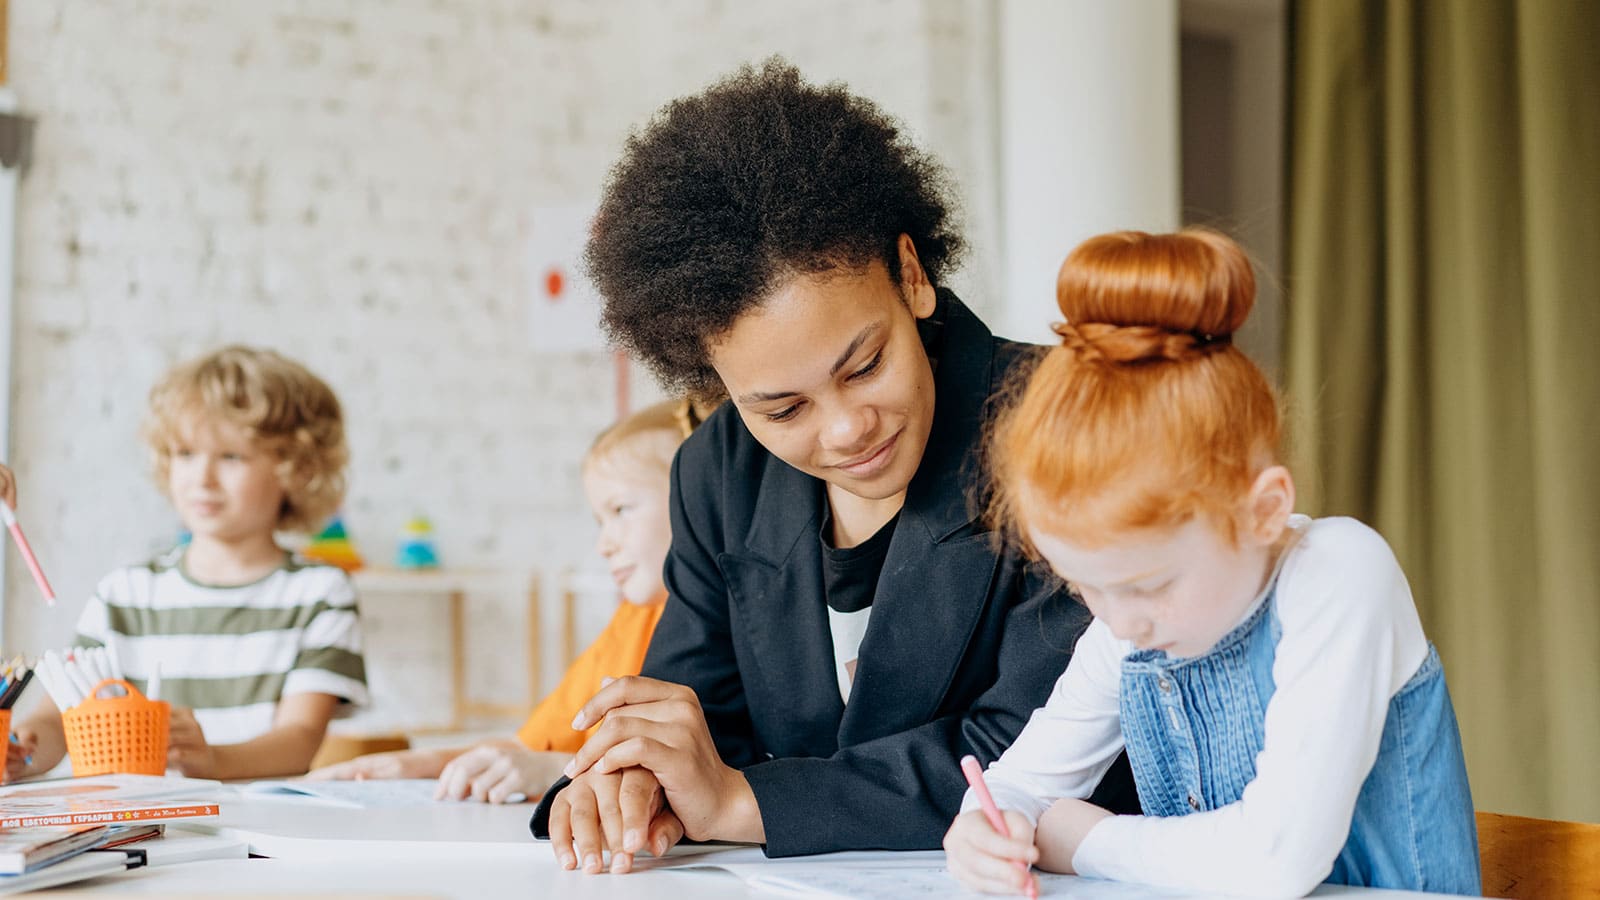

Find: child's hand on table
307;748;441;782
434;739;552;804
167;706;218;777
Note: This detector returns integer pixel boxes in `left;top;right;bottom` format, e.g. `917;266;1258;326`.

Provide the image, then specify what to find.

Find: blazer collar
741;290;997;566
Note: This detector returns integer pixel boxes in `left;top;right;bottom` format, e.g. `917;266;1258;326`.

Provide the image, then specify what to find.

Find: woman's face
707;237;938;503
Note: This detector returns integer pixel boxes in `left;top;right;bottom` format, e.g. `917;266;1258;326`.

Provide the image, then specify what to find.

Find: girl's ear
1243;465;1295;547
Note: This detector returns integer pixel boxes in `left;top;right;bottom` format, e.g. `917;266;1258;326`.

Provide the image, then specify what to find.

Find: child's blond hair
142;345;348;534
582;398;706;480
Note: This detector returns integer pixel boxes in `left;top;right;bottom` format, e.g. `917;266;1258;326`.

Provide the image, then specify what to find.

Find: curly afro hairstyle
586;58;966;399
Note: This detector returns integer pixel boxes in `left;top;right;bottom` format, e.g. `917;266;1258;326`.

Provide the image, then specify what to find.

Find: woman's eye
850;352;883;380
765;404;801;423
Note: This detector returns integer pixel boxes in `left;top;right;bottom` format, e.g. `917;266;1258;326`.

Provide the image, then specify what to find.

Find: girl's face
582;454;672;605
1025;470;1294;658
707;237;938;504
167;418;286;546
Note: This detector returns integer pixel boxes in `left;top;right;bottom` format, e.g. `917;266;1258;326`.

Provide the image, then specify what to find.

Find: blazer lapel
721;452;846;758
839;293;1004;745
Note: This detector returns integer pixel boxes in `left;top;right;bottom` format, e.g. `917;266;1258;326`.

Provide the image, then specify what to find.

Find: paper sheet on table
716;866;1216;898
237;778;452;808
656;849;1225;898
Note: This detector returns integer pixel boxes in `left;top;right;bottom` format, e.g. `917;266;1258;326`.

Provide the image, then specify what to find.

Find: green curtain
1286;0;1600;821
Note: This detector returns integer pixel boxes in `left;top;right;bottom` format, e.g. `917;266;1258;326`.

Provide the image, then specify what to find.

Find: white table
70;855;758;899
53;795;1479;898
56;796;756;898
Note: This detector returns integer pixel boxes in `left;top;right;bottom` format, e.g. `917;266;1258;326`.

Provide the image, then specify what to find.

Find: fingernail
611;852;629;873
570;713;587;729
583;853;600;873
624;829;640;851
560;853;575;870
601;676;616;687
562;761;576;778
653;836;669;856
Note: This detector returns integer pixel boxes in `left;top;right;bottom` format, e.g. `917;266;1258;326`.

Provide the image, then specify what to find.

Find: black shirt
820;510;900;614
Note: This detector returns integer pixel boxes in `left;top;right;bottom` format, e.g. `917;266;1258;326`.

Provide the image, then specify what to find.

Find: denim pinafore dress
1118;590;1480;894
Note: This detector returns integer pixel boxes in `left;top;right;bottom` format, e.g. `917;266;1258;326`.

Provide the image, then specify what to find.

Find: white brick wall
4;0;997;731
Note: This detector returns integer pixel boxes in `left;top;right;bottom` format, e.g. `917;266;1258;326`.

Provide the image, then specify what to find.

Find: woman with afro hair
533;59;1137;872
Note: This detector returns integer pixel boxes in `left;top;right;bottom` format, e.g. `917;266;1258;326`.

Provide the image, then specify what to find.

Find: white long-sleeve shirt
964;516;1429;897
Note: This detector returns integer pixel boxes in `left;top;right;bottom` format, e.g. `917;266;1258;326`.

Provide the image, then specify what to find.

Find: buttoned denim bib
1119;592;1480;894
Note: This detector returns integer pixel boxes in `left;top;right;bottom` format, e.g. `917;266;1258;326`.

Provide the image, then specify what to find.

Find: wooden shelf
351;567;540;731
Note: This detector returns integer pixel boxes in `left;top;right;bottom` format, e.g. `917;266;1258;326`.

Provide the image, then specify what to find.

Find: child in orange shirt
307;399;698;803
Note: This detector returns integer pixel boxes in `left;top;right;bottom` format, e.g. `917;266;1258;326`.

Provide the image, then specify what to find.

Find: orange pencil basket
62;679;170;776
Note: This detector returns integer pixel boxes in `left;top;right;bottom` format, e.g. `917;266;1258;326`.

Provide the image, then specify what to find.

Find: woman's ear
896;233;937;319
1243;465;1295;547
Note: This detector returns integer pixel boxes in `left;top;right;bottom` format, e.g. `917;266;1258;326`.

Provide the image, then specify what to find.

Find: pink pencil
0;502;56;605
961;754;1037;900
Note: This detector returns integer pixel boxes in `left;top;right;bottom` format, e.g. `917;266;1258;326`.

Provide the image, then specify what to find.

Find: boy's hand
307;749;440;782
4;729;37;784
434;739;552;804
166;706;217;777
944;808;1040;895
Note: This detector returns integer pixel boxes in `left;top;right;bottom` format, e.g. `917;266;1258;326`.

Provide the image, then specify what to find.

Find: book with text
0;798;220;830
0;774;221;829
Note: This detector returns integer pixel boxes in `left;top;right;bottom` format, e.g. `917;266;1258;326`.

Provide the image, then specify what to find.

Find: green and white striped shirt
75;547;368;747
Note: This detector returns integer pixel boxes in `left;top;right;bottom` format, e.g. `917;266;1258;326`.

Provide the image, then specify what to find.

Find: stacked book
0;774;230;893
0;821;161;872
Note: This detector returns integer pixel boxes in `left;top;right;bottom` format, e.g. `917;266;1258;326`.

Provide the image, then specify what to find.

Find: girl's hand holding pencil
0;465;56;606
944;756;1041;897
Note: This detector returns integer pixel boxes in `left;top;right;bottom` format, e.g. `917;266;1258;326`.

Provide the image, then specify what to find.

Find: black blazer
531;292;1135;854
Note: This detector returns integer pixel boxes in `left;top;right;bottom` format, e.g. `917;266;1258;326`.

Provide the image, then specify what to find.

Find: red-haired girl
944;230;1479;898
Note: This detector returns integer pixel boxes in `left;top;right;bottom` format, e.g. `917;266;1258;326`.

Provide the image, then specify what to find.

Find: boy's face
708;245;938;505
167;418;285;546
582;456;672;605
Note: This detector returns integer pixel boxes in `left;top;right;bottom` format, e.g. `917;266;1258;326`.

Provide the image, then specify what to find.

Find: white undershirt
828;606;872;703
962;516;1430;898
